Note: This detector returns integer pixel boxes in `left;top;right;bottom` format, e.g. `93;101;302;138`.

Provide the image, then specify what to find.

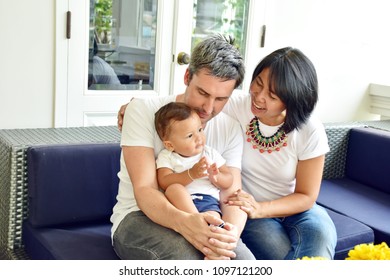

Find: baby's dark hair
155;102;195;140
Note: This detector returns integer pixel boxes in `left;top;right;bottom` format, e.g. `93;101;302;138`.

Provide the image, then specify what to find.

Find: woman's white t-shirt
223;94;329;202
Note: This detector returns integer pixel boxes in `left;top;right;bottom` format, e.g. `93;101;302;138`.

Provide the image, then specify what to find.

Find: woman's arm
227;155;325;219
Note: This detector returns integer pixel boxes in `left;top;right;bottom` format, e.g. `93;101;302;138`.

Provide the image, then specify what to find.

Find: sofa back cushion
27;143;121;228
346;127;390;194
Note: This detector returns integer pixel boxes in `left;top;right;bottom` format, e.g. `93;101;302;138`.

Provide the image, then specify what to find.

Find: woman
223;47;337;259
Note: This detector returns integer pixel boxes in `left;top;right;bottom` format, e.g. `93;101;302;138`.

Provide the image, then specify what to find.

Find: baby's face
165;112;206;157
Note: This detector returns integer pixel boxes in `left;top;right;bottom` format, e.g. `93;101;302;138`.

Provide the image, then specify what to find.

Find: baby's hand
189;157;209;179
207;162;219;183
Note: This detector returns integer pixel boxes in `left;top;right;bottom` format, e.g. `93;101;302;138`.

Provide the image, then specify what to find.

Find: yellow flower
297;256;328;260
346;242;390;260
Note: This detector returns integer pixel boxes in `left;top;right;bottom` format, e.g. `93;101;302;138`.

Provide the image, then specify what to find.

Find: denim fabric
113;210;255;260
241;204;337;260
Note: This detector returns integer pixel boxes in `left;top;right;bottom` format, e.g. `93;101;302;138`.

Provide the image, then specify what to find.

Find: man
111;34;253;260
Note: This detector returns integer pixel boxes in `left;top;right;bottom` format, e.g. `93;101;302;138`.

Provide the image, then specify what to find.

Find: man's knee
113;211;203;260
114;233;203;260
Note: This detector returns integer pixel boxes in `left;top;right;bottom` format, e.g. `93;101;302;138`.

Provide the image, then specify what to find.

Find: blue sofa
318;126;390;249
21;125;389;260
23;143;121;260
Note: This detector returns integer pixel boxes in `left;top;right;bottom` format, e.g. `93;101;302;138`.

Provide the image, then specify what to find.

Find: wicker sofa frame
1;121;389;260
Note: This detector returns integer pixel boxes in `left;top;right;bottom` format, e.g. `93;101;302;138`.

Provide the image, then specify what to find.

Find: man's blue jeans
241;203;337;260
113;210;255;260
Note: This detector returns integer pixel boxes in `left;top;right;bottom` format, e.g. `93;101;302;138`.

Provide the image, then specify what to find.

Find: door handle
177;52;190;65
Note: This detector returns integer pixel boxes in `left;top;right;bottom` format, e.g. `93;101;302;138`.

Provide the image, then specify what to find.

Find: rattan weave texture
323;120;390;179
323;122;365;179
0;126;120;259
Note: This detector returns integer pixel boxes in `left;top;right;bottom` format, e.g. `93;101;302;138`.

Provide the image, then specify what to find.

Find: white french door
172;0;268;96
55;0;175;127
55;0;266;127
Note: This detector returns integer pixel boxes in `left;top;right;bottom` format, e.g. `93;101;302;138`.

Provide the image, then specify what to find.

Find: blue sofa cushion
22;221;119;260
27;143;121;228
318;178;390;244
346;127;390;194
325;208;374;260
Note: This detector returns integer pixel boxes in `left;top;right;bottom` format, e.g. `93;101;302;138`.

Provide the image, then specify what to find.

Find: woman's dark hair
252;47;318;133
155;102;194;140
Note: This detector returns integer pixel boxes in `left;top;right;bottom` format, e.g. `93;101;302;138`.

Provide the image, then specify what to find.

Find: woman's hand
226;190;261;219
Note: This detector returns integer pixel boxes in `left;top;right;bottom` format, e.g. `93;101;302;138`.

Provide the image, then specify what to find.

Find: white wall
0;0;388;129
261;0;390;123
0;1;55;129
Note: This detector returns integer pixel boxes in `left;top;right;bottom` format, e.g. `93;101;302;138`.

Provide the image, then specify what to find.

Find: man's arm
123;146;237;259
124;146;177;224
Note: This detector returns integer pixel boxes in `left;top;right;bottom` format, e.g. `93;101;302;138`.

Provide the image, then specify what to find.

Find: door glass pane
88;0;157;90
192;0;248;59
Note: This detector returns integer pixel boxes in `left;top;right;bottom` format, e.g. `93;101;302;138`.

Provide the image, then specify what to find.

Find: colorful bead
246;117;288;154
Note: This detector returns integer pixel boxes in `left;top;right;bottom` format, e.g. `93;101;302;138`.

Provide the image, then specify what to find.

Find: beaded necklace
246;117;288;153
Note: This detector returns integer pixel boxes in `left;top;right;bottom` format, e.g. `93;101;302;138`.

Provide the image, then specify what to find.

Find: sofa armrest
323;122;366;179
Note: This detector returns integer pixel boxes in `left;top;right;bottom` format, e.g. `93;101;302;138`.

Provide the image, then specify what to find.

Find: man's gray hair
188;34;245;89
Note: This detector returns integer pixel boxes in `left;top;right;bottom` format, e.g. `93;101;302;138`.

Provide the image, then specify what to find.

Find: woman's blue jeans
241;204;337;260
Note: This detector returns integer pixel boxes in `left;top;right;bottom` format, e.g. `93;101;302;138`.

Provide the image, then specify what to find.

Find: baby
155;102;233;218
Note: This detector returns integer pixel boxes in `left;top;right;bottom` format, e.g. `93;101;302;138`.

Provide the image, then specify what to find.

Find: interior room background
1;0;389;129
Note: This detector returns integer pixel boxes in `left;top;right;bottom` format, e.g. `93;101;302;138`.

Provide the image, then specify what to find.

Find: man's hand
177;213;238;260
203;221;239;260
117;103;129;131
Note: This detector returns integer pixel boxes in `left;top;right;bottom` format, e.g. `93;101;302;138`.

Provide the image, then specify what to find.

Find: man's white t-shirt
110;95;243;237
223;94;330;202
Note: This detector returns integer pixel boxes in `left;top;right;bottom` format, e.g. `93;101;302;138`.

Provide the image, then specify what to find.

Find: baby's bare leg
165;183;198;213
